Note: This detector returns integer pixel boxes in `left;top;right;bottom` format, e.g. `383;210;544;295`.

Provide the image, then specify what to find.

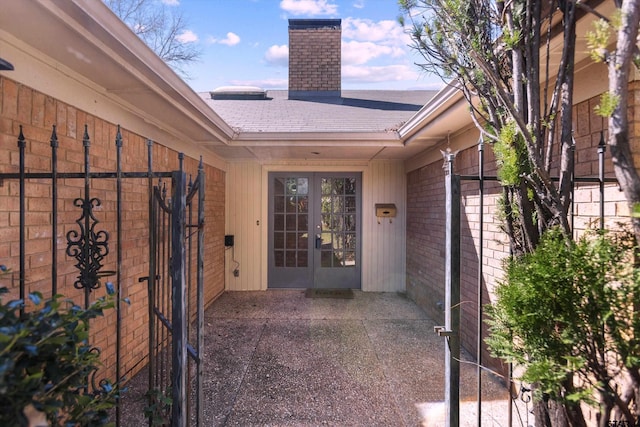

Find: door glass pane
333;197;344;213
286;232;297;249
345;233;356;250
297;233;308;248
345;196;356;213
285;214;297;230
274;214;284;231
345;214;356;232
275;196;284;212
275;250;284;267
321;179;331;195
285;197;297;212
345;178;356;195
320;231;331;247
286;178;298;194
318;177;358;269
332;178;344;194
344;251;355;266
273;176;310;270
298;196;308;213
298;214;308;230
274;232;284;249
297;178;308;195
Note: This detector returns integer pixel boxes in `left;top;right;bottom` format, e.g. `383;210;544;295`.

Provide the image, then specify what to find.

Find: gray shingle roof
200;90;437;134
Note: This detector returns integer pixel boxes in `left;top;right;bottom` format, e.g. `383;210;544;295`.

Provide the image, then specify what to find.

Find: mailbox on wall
375;203;397;223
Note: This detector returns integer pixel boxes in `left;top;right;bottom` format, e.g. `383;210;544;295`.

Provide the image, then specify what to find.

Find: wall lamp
0;58;14;71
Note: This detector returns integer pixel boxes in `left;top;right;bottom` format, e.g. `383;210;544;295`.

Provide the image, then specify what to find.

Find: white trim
260;164;370;291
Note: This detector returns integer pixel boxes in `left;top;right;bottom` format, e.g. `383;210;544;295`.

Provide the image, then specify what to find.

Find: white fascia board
398;83;467;143
232;132;403;145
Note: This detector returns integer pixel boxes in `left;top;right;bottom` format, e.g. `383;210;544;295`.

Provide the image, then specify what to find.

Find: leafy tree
586;1;640;240
398;0;640;425
104;0;201;77
399;0;580;257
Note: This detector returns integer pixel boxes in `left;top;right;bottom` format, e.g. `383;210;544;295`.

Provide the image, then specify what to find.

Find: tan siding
226;161;406;291
225;162;262;290
363;160;406;292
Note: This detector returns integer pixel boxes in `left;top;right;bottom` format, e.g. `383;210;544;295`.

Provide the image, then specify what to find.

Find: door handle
315;234;322;249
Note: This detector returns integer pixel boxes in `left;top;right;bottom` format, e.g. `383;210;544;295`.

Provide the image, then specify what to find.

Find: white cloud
342;18;410;45
176;29;198;43
352;0;365;9
264;45;289;67
280;0;338;16
208;32;241;46
220;32;241;46
342;64;420;83
342;40;405;66
161;0;180;5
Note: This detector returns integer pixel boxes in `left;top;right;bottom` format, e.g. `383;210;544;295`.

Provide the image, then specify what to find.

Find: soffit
0;0;233;146
400;0;617;156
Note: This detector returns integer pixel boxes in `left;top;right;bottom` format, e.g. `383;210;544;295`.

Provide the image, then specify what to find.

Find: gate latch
434;326;454;337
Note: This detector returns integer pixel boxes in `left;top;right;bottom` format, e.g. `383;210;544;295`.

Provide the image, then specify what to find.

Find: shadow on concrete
119;290;525;426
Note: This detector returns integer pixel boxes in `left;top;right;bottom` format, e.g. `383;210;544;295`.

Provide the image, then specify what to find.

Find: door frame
260;165;368;290
267;171;362;289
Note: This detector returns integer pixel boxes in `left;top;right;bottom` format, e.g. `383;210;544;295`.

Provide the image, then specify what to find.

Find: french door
268;172;361;289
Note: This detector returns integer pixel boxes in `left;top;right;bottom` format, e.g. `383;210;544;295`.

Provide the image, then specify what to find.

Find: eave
0;0;235;163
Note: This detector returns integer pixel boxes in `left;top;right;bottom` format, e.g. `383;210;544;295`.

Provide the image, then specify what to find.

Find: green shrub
486;228;640;421
0;287;119;426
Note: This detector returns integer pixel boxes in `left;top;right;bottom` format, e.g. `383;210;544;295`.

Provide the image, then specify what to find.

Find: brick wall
288;22;341;93
406;84;638;375
0;76;225;382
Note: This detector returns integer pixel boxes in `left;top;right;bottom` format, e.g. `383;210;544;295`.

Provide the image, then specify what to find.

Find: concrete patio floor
120;290;532;426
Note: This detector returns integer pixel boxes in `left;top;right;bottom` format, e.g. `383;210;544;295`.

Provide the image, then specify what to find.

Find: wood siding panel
225;162;262;290
228;161;407;292
362;160;406;292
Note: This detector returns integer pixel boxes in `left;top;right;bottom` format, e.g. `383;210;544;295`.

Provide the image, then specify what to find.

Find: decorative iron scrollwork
66;197;112;291
66;125;113;292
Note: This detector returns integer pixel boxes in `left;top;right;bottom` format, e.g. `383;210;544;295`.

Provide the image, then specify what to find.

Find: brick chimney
288;19;341;99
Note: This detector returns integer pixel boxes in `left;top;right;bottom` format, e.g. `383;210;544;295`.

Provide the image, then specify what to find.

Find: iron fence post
599;131;606;230
476;138;484;427
51;126;58;295
146;139;156;427
444;151;460;427
18;126;25;314
171;168;187;427
196;158;205;426
115;126;123;426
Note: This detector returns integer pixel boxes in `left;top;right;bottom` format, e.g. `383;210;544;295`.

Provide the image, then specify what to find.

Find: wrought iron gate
440;135;617;427
147;156;205;427
0;125;205;427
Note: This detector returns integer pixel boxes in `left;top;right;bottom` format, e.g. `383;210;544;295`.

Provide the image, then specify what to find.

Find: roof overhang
0;0;235;164
397;0;621;168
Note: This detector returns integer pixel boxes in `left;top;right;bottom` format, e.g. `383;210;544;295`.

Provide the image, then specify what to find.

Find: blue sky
164;0;443;92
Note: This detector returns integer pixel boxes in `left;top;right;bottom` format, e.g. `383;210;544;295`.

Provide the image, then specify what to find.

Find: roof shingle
201;90;437;134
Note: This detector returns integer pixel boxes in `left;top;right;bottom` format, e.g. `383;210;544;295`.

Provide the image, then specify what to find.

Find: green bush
0;287;119;426
486;228;640;422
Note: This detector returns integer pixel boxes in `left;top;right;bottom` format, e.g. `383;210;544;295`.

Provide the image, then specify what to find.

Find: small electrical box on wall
225;235;234;247
375;203;397;224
